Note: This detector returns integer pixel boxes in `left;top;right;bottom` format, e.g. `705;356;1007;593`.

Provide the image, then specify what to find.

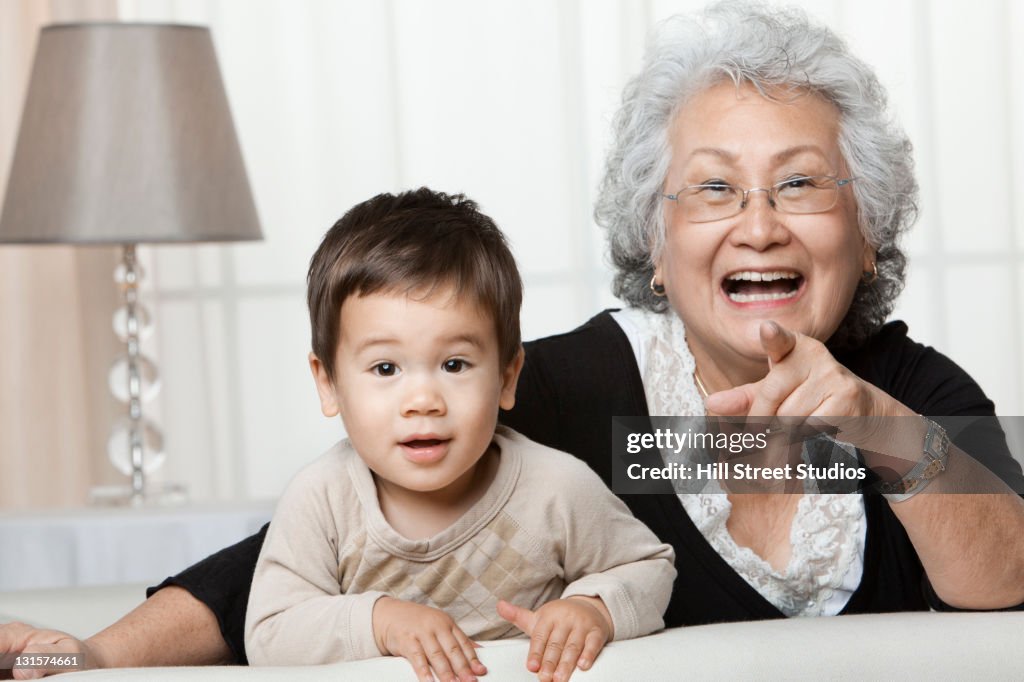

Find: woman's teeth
728;289;800;303
724;270;802;302
727;270;800;282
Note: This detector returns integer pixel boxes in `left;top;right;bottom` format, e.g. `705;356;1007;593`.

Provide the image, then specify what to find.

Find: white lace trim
616;307;866;617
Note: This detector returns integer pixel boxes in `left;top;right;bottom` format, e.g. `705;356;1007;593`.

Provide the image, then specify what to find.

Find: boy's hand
497;596;612;682
372;597;486;682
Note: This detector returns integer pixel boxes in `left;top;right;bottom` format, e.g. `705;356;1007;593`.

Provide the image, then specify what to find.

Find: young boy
244;188;675;682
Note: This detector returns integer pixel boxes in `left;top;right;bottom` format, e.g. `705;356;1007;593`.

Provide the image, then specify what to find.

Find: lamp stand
89;244;186;506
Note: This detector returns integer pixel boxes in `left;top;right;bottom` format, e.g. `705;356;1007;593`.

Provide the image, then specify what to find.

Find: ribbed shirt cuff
561;575;641;641
343;591;390;660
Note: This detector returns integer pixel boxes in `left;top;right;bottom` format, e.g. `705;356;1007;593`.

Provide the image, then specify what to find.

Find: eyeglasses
662;175;856;223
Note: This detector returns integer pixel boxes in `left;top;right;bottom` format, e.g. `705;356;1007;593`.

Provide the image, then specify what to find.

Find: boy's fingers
436;630;477;682
403;642;434;682
496;599;537;636
526;617;555;673
538;624;570;682
452;628;487;676
577;629;606;670
422;633;458;682
553;634;584;682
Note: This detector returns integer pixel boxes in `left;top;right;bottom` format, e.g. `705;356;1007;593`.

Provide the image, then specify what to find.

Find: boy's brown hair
307;187;523;380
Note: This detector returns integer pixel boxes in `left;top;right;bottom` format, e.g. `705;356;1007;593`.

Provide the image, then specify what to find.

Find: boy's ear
309;352;340;418
498;346;526;411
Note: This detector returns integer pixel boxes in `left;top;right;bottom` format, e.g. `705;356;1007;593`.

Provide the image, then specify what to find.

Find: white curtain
3;0;1022;506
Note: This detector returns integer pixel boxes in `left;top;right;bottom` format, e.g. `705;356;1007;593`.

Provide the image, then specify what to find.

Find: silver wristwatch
878;418;950;503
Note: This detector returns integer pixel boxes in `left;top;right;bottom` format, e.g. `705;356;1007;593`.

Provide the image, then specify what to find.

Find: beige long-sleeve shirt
245;426;676;666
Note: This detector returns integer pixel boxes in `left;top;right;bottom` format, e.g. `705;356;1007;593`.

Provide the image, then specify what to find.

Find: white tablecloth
0;502;274;591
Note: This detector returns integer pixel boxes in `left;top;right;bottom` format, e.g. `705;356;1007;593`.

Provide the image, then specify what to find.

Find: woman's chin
707;328;775;374
724;306;820;342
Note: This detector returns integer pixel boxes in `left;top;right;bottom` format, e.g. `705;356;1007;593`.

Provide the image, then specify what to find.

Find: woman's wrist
875;419;950;501
80;634;113;669
835;387;953;500
837;385;922;471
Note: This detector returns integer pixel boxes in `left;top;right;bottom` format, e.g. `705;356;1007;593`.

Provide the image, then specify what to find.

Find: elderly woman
3;1;1023;676
504;3;1024;626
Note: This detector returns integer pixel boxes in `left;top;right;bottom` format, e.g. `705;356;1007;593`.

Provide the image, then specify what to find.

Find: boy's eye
372;362;397;376
443;359;468;373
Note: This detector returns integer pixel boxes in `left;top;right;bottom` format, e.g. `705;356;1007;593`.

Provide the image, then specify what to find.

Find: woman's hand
701;322;1024;606
371;597;486;682
497;596;611;682
0;622;99;680
704;321;923;471
705;321;900;420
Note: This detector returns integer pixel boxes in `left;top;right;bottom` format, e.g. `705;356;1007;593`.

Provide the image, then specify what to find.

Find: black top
150;311;1024;663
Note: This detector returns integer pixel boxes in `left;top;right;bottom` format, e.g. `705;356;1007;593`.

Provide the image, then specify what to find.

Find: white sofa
2;584;1022;680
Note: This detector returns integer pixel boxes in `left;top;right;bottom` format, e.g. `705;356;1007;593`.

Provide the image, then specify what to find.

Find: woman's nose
728;191;791;251
400;377;446;417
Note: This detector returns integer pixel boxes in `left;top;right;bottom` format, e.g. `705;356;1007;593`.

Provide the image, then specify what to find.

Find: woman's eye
443;359;468;373
700;180;732;193
372;362;397;376
779;176;815;190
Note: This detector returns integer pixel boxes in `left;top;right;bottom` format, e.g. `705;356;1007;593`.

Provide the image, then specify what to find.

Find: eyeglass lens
680;176;842;223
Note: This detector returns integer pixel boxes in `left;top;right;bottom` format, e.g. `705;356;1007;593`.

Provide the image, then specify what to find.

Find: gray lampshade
0;23;262;244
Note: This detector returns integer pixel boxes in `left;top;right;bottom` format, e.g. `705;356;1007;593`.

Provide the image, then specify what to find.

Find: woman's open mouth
722;270;804;304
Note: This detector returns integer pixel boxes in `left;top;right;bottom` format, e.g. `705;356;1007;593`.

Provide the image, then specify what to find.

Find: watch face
878;420;950;500
922;458;945;480
924;424;950;458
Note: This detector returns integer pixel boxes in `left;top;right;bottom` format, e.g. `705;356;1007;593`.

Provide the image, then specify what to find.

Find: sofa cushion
3;587;1021;681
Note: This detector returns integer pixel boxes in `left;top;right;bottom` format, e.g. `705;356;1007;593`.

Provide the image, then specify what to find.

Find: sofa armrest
4;586;1021;679
0;584;147;639
3;607;1019;679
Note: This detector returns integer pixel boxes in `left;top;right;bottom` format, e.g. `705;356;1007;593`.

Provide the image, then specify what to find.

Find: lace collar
616;307;865;617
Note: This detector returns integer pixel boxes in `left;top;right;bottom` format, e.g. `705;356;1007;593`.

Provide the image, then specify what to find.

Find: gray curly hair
595;1;917;349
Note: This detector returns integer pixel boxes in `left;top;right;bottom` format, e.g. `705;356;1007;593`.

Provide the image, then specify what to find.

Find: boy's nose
400;380;446;417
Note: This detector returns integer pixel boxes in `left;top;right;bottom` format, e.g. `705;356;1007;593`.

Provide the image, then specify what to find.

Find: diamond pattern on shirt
345;511;562;640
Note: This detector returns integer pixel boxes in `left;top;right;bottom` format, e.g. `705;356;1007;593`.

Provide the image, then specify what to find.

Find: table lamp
0;24;262;505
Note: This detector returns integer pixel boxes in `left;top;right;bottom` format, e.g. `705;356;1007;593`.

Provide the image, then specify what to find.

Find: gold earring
650;274;667;297
862;261;878;285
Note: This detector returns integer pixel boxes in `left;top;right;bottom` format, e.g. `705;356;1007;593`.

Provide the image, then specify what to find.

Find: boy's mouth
399;436;450;463
402;438;445;448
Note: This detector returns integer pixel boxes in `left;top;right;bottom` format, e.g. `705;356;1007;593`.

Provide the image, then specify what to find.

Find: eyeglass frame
662;175;857;223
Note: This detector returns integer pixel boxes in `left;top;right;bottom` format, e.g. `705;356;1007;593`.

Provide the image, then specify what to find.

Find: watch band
878;418;950;503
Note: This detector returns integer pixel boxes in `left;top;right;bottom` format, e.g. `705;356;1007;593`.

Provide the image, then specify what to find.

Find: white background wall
102;0;1024;501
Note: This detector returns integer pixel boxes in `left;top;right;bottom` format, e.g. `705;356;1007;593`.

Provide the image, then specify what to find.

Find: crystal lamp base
89;481;188;507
